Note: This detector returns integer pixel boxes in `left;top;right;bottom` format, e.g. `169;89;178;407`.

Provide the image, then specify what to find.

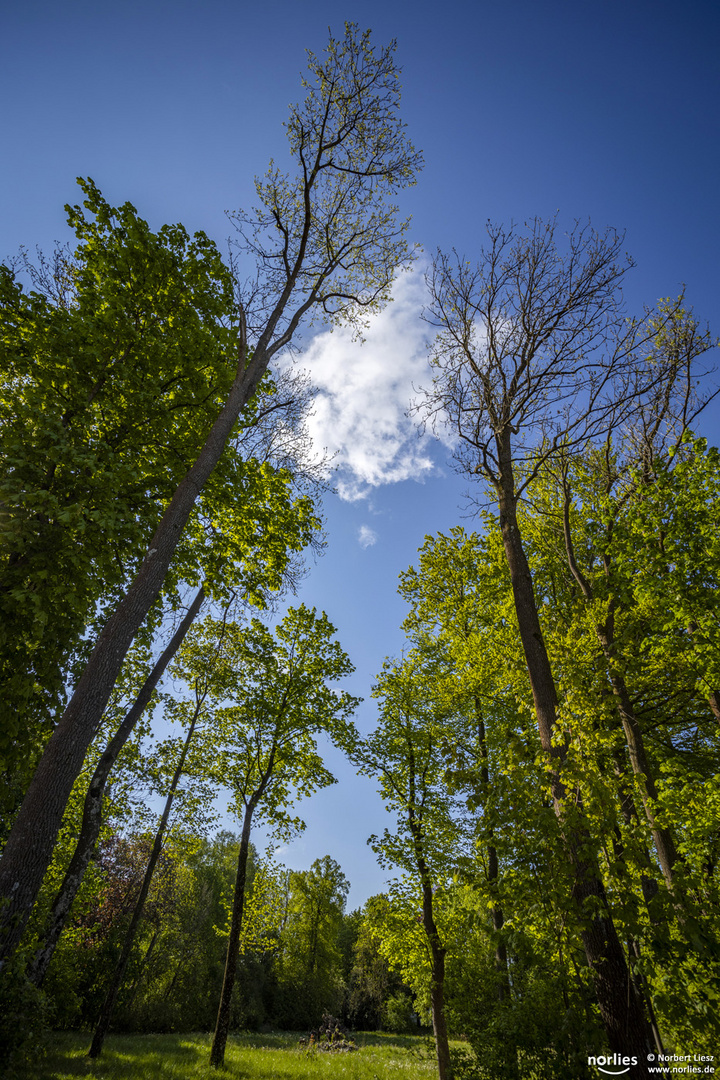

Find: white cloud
358;525;378;549
290;266;445;501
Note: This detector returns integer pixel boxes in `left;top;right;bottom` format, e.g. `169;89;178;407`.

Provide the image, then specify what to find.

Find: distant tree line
10;829;416;1040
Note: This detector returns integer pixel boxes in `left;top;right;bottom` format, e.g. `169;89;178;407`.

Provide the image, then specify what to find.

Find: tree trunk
123;928;161;1012
561;485;715;953
487;846;510;999
421;878;453;1080
88;697;201;1058
610;751;662;920
210;801;254;1068
629;938;665;1056
0;338;265;968
475;704;510;1001
28;585;205;987
595;619;680;892
496;473;652;1069
406;783;453;1080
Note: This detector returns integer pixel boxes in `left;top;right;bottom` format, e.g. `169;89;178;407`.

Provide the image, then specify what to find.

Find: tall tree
0;23;421;966
288;856;349;982
355;648;470;1080
517;443;720;1048
277;856;350;1026
87;607;234;1058
155;606;358;1068
399;529;515;1003
420;219;714;1067
27;370;322;988
0;210;237;778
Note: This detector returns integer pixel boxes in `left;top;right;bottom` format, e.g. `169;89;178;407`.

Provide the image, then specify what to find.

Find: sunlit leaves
167;605;360;835
0;182;237;767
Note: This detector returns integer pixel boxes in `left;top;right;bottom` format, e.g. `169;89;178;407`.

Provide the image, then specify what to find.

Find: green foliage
275;857;350;1027
408;444;720;1059
445;909;598;1080
29;607;361;1039
501;439;720;1054
0;184;237;765
34;830;268;1034
0;181;320;792
0;952;53;1078
173;606;360;837
344;907;415;1032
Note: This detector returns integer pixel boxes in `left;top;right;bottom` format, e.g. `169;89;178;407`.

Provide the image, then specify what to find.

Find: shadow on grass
16;1029;434;1079
354;1030;432;1051
224;1031;299;1050
16;1032;252;1079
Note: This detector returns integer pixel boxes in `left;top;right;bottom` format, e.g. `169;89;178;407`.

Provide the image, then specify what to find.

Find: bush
382;991;417;1034
0;955;52;1078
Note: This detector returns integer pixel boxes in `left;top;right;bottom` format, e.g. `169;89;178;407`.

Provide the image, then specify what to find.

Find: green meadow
11;1032;438;1080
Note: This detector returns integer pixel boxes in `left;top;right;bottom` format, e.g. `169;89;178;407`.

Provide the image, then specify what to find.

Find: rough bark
487;846;510;998
497;465;652;1069
28;585;205;987
88;694;202;1057
709;691;720;725
0;334;263;967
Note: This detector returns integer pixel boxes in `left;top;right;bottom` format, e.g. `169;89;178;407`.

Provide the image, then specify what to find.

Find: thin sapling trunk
29;585;205;987
88;693;203;1057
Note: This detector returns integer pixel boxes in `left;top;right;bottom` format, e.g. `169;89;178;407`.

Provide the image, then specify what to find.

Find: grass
12;1030;439;1080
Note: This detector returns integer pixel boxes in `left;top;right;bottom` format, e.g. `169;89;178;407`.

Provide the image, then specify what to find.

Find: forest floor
12;1030;440;1079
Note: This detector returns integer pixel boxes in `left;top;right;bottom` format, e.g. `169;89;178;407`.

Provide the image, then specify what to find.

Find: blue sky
2;0;719;908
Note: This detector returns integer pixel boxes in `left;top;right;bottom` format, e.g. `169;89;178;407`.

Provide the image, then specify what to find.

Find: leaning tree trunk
709;691;720;725
89;696;202;1058
595;619;680;891
0;334;266;968
29;585;205;987
561;486;720;957
497;472;652;1072
561;488;681;892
